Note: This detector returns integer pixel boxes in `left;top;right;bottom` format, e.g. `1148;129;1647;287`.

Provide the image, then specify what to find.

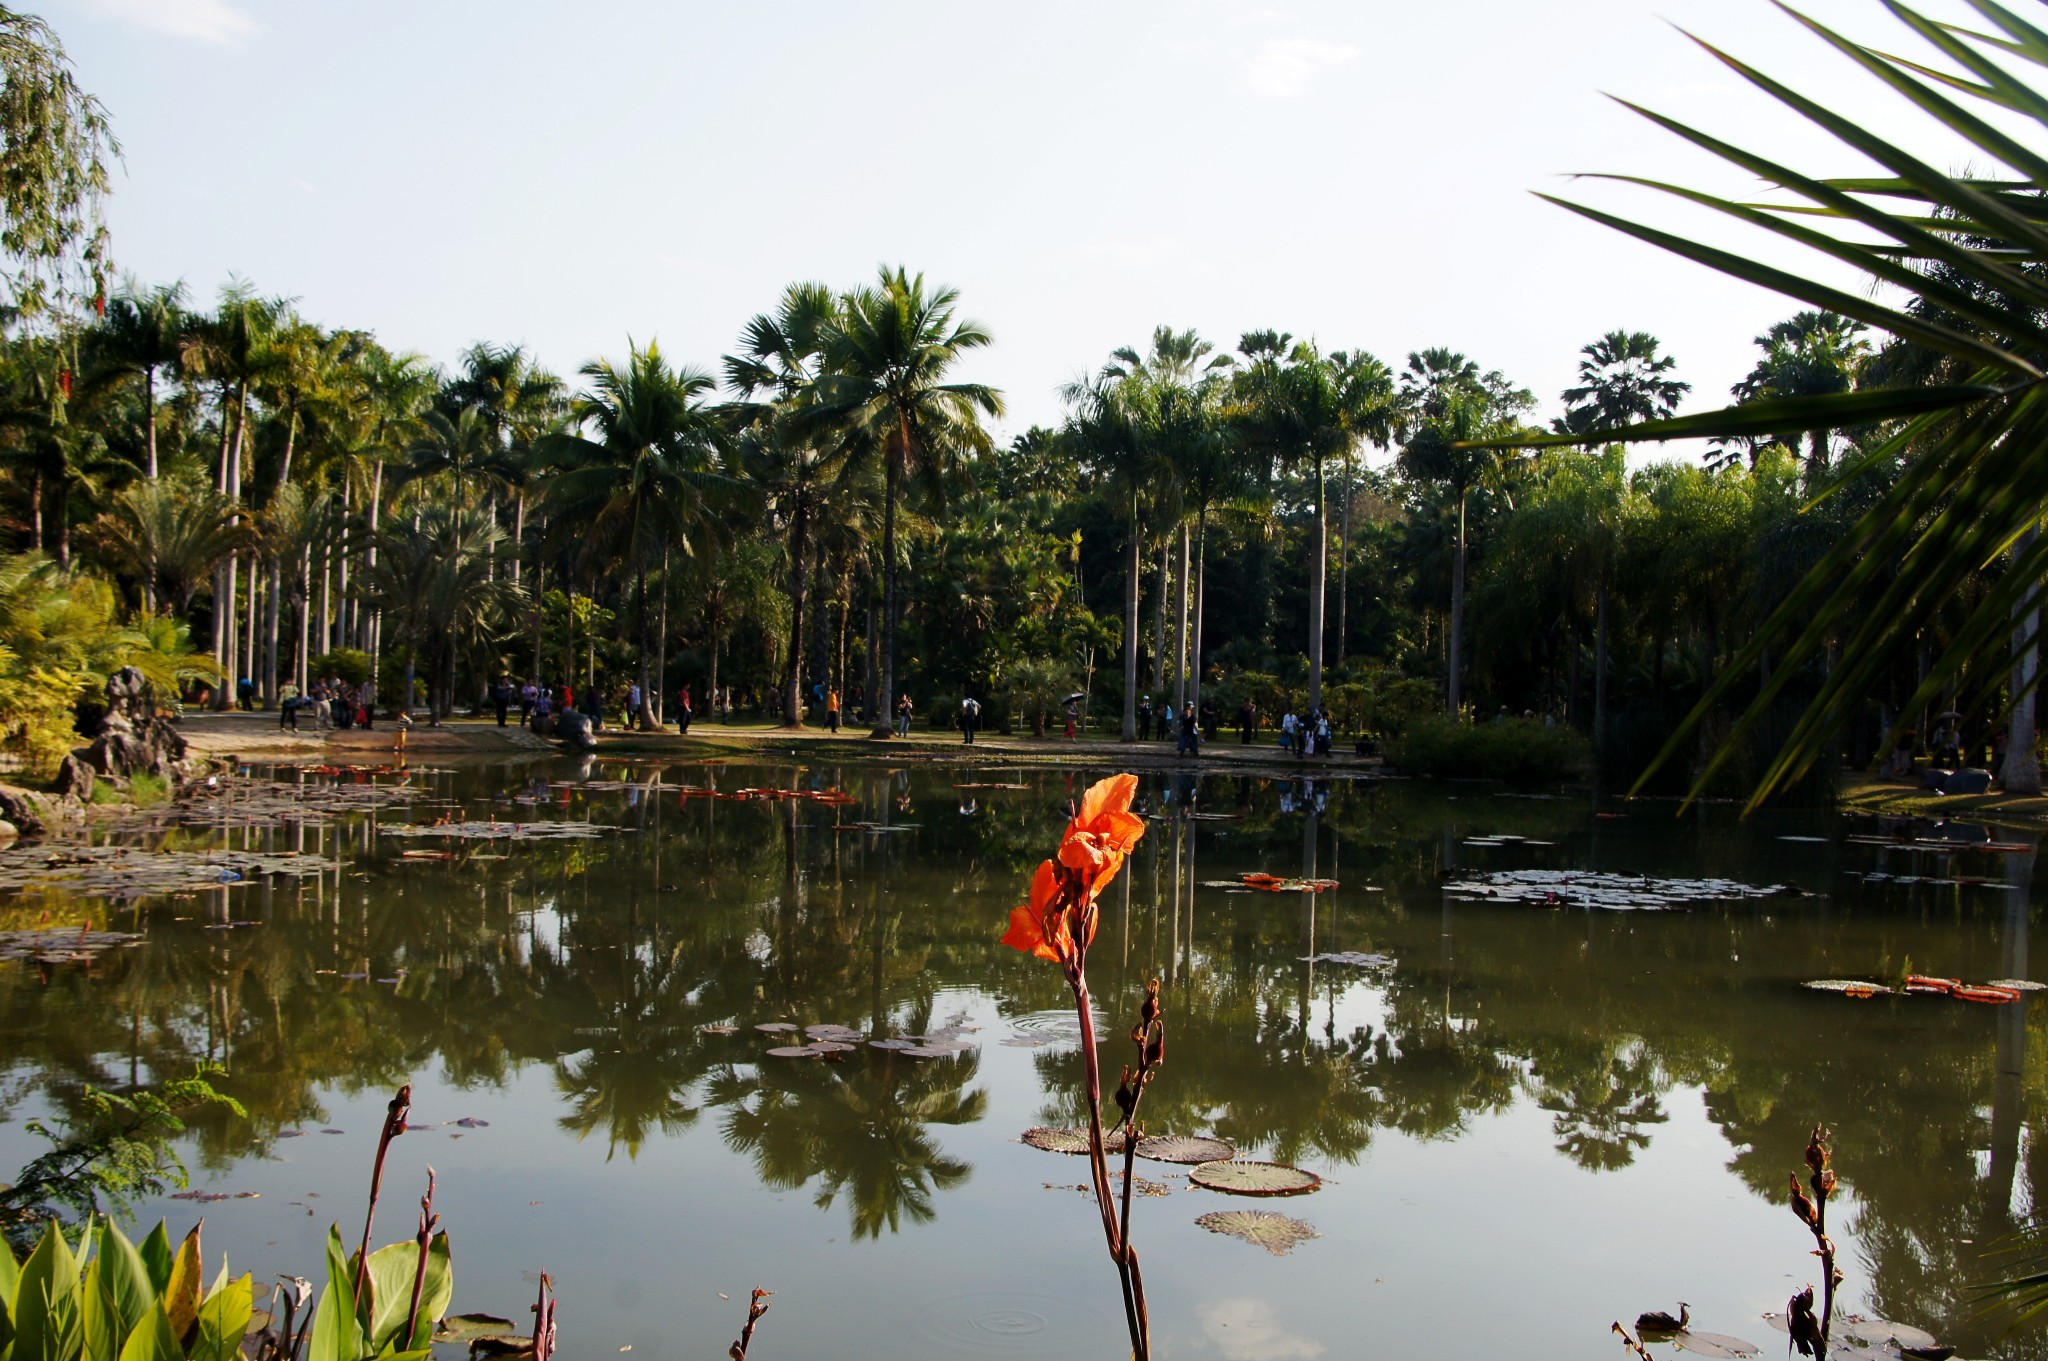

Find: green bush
129;772;169;807
308;648;372;687
1385;716;1590;784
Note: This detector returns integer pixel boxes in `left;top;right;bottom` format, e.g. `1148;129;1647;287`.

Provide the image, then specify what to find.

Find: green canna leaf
132;1230;169;1301
88;1223;151;1344
13;1222;83;1361
112;1304;177;1361
189;1274;251;1361
306;1228;364;1361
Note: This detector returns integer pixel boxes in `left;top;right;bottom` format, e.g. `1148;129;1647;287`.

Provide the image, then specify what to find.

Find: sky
42;0;1994;450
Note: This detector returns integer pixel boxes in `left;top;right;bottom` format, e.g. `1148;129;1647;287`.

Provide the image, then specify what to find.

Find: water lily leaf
754;1023;799;1034
1674;1332;1761;1359
804;1042;856;1054
699;1025;738;1036
1020;1127;1129;1155
1195;1210;1322;1257
1803;979;1890;994
763;1046;820;1058
1989;979;2048;991
1188;1160;1322;1197
432;1315;517;1343
1136;1135;1236;1164
1840;1318;1938;1350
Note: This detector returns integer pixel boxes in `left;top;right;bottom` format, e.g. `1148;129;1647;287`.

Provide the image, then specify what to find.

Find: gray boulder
555;710;596;750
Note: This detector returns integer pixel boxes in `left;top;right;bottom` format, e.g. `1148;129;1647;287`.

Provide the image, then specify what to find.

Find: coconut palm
1397;350;1535;716
810;267;1002;736
92;278;188;480
1060;374;1151;739
725;282;843;726
540;341;727;728
1557;330;1689;437
1730;311;1869;481
1234;335;1393;709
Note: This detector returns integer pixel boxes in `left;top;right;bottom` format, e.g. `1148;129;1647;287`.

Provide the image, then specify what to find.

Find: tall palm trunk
876;436;903;737
654;542;669;725
298;545;312;693
143;367;159;481
1151;538;1170;695
1121;494;1140;741
1172;524;1190;712
216;380;249;709
1448;488;1468;717
1336;454;1351;667
512;493;525;585
365;467;382;685
2006;523;2043;794
783;499;809;728
1307;452;1327;710
1191;511;1209;714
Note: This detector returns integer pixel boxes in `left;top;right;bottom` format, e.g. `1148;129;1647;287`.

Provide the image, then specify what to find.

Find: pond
1;757;2043;1361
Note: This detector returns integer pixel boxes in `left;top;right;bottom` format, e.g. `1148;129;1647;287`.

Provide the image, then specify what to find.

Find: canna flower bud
1789;1174;1818;1227
1805;1126;1831;1174
1816;1169;1836;1200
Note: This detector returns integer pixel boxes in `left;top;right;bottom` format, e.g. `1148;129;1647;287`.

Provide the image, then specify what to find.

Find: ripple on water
1002;1009;1109;1044
911;1292;1109;1354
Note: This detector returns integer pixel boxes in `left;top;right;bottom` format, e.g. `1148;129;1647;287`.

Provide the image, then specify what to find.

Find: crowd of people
276;675;381;732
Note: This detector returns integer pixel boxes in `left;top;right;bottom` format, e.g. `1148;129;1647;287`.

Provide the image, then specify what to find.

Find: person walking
519;679;537;725
493;675;513;727
1315;710;1332;757
1063;699;1078;741
896;693;913;738
1137;695;1153;741
678;684;694;733
960;693;981;744
1177;701;1200;757
627;681;642;725
1238;698;1256;744
827;688;841;734
279;681;299;732
358;678;377;730
1280;708;1298;755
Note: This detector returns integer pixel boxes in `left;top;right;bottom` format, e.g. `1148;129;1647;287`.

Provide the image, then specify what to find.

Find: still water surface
1;759;2043;1361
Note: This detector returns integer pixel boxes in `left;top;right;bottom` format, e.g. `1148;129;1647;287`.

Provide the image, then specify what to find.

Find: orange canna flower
1058;774;1146;900
1001;776;1144;964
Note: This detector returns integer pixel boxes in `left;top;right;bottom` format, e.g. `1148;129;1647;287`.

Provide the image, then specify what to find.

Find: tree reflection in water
708;1046;987;1239
0;764;2043;1354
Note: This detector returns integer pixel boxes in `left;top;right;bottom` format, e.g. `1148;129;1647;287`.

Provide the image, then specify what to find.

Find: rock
554;710;596;750
82;667;189;783
0;819;21;842
51;753;94;802
0;784;55;835
1943;767;1994;795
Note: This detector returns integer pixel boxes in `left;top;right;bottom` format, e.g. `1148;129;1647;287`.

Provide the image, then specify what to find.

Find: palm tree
93;278;188;480
811;267;1002;736
540;341;726;728
1557;331;1689;436
1232;335;1386;710
1730;311;1869;481
443;343;563;583
1060;375;1149;739
725;282;841;727
364;506;524;722
401;406;512;511
91;478;248;615
1513;7;2048;810
1397;349;1535;716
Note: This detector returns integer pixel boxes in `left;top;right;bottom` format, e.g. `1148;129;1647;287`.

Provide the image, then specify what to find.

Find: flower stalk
1000;774;1156;1361
353;1084;411;1298
1787;1124;1841;1359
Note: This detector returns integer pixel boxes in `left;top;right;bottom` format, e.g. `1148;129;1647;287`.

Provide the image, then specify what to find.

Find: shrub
308;648;372;687
129;771;169;807
1385;716;1590;784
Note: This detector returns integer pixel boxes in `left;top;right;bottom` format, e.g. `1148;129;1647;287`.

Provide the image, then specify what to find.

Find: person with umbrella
1061;691;1083;741
1932;709;1963;767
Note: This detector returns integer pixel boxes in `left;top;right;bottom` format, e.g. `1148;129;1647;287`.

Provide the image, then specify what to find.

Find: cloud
82;0;257;44
1239;37;1358;99
1197;1298;1328;1361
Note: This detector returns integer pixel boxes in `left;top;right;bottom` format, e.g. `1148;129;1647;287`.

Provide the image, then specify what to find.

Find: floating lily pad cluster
1300;951;1394;968
382;820;615;841
675;786;856;806
0;843;330;901
1444;869;1801;911
1803;975;2043;1004
1463;834;1559;848
1761;1312;1945;1359
1237;872;1339;893
1848;870;2025;891
1020;1127;1326;1253
174;776;425;829
0;926;142;964
708;1019;979;1060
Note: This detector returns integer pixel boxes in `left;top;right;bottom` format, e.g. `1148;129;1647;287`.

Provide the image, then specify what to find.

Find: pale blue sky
47;0;1984;446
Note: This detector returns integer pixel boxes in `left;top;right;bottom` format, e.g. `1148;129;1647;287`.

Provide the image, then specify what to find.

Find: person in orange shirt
827;689;841;734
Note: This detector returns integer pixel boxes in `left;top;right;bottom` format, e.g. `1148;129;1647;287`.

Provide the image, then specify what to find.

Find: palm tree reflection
709;1050;987;1239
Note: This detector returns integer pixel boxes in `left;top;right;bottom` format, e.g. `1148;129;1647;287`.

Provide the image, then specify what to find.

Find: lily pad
1839;1318;1938;1350
1136;1135;1236;1164
755;1022;800;1034
1302;952;1394;968
1803;979;1888;996
1195;1210;1322;1257
1020;1126;1130;1155
1188;1160;1322;1197
434;1314;519;1343
1989;979;2048;992
763;1045;820;1058
700;1024;739;1036
1673;1333;1761;1359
